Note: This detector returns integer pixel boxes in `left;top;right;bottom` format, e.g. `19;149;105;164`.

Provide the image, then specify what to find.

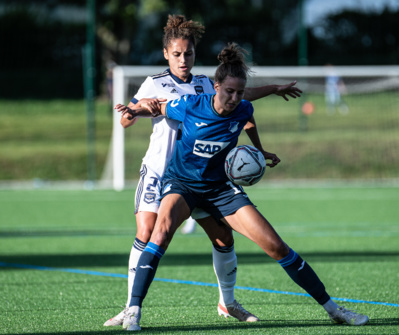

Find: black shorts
161;179;254;220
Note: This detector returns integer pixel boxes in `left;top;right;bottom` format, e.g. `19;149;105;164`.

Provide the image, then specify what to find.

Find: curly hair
163;14;205;49
214;43;250;83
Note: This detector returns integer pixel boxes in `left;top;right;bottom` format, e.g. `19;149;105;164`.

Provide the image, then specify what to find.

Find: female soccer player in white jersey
104;15;302;326
116;42;369;331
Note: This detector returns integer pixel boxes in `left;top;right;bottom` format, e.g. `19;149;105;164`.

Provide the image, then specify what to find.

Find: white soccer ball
225;145;266;186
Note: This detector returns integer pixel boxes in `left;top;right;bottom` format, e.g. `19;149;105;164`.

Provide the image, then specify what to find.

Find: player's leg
126;212;157;303
223;205;368;326
104;165;160;327
196;215;258;322
124;193;190;330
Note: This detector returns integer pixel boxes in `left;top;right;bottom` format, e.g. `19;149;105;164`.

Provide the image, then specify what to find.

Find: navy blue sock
130;242;165;307
278;249;330;305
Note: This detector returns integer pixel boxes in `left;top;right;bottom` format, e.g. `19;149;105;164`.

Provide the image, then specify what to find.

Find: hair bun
217;43;247;66
214;42;250;83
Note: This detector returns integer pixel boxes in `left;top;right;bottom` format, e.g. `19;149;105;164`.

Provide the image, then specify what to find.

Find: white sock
127;305;141;316
212;244;237;306
322;299;340;314
181;217;196;234
126;238;147;307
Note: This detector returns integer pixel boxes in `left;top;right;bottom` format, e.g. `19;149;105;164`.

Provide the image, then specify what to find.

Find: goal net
102;65;399;190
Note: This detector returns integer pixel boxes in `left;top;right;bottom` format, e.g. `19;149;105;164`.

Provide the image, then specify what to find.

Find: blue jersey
163;94;254;187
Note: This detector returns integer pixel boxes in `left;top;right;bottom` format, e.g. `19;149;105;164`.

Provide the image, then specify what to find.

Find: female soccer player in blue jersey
104;15;303;327
115;42;369;331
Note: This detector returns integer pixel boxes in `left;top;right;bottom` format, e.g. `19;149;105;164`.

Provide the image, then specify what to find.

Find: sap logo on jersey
193;140;230;158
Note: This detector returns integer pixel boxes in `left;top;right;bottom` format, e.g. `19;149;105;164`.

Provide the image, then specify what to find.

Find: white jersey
131;69;215;176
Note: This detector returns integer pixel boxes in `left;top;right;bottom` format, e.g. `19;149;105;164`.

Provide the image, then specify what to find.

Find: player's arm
120;101;139;128
120;98;167;128
243;81;302;102
244;116;280;168
115;99;167;121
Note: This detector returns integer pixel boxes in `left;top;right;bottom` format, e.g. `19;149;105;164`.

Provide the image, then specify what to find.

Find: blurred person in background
325;63;349;115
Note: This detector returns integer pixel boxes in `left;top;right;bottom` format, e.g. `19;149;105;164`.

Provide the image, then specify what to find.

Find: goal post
107;65;399;191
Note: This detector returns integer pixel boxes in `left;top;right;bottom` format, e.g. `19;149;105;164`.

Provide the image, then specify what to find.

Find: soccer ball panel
225;145;266;186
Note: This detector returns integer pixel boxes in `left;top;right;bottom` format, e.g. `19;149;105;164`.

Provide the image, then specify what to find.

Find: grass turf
0;186;398;334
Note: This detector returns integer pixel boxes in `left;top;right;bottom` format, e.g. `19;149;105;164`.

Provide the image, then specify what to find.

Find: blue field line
1;261;398;308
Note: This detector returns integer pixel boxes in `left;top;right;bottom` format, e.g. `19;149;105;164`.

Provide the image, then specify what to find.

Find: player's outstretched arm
115;98;167;121
119;99;167;128
244;116;281;168
120;101;139;128
243;81;302;102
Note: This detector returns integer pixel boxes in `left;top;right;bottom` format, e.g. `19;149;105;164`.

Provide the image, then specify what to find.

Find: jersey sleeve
130;77;157;104
242;100;255;119
165;95;189;122
248;101;254;118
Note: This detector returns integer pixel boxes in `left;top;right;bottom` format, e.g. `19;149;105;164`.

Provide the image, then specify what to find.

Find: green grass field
1;186;398;334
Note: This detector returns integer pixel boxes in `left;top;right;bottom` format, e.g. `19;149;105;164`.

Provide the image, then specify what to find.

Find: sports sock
278;249;330;305
212;244;236;306
181;217;197;234
322;299;340;314
130;242;165;307
126;238;147;307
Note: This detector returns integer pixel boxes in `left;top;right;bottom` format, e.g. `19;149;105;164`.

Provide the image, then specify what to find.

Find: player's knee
214;230;234;247
135;212;157;242
267;240;290;260
198;218;234;247
151;218;174;249
136;226;153;243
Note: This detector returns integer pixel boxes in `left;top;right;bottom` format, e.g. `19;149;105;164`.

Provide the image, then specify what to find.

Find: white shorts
135;164;210;220
134;164;162;214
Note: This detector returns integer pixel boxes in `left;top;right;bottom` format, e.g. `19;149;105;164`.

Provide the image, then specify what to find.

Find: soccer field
0;186;398;334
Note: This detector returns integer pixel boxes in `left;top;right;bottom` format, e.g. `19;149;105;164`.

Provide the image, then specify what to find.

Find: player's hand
141;98;166;117
262;151;281;168
275;81;302;101
135;98;168;107
114;104;134;120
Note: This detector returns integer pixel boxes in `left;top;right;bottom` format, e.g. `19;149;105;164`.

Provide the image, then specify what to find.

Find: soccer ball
225;145;266;186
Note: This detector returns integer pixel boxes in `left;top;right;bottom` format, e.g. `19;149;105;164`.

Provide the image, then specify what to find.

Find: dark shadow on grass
368;318;399;325
141;317;399;332
0;321;346;335
1;251;399;270
5;318;399;335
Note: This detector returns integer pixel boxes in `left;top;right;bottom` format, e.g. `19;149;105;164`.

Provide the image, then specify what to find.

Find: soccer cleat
328;306;369;326
218;300;259;322
123;306;142;331
103;307;127;326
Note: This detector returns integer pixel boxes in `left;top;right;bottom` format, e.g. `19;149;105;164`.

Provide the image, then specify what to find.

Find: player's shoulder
238;99;254;113
193;74;209;79
192;74;213;84
184;93;213;103
138;71;170;90
147;70;171;83
241;99;253;106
